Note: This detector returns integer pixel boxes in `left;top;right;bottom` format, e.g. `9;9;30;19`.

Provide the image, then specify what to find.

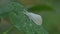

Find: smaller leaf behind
28;4;54;12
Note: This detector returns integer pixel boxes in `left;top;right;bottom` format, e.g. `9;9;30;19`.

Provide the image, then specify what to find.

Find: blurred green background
0;0;60;34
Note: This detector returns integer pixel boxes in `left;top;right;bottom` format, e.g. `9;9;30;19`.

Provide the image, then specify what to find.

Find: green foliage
9;10;48;34
0;1;49;34
28;4;54;12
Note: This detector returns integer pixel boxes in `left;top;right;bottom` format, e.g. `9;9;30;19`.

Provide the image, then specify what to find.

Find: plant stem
3;25;14;34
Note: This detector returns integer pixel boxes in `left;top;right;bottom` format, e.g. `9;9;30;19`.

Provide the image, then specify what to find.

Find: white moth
24;10;42;25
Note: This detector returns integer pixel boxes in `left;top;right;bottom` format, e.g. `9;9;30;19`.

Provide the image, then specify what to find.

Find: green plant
0;0;54;34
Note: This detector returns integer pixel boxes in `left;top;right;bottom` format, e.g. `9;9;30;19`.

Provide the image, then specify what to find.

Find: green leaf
28;4;54;12
0;1;48;34
0;2;24;18
7;2;48;34
9;12;48;34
